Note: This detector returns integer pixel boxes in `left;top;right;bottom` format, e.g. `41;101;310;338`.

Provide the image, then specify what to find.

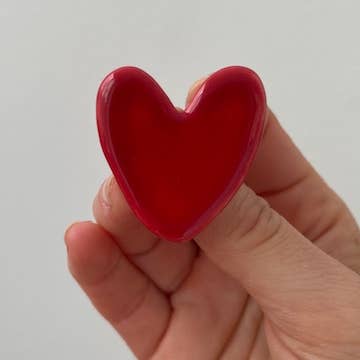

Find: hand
65;79;360;360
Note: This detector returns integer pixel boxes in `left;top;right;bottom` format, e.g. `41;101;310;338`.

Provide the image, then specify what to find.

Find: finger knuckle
226;187;284;252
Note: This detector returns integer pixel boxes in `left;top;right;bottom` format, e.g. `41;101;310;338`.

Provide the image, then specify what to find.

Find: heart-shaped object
97;66;266;242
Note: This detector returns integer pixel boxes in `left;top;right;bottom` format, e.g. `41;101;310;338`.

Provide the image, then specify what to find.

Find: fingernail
101;176;114;208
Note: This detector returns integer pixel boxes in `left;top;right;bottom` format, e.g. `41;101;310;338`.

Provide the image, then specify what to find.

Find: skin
65;78;360;359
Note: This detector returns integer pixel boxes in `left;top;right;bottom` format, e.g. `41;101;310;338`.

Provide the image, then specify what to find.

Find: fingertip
185;76;208;107
92;175;133;230
92;175;158;254
64;221;94;251
65;221;121;285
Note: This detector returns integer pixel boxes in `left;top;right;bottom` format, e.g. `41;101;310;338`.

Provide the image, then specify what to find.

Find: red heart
96;66;266;242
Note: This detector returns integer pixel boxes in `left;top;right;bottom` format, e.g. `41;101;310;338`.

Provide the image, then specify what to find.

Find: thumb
195;185;360;335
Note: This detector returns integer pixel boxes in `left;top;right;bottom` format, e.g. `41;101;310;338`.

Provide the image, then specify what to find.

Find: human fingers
93;176;197;293
195;184;360;354
65;221;171;359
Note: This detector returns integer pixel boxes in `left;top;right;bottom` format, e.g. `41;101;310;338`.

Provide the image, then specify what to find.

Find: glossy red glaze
97;66;266;242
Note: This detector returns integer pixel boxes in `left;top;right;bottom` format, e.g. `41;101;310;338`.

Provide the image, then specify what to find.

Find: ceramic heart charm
96;66;266;242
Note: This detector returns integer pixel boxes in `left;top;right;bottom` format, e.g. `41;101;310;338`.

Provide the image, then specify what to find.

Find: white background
1;1;359;359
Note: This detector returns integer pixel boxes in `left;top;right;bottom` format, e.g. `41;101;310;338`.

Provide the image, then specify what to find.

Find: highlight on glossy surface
96;66;267;242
